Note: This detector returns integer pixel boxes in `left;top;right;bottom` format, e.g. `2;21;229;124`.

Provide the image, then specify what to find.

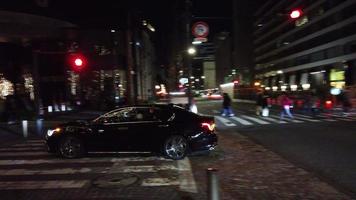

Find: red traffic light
69;54;87;72
74;58;83;67
233;80;239;85
290;9;302;19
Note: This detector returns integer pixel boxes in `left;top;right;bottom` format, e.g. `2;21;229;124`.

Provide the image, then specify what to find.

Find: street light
187;47;196;55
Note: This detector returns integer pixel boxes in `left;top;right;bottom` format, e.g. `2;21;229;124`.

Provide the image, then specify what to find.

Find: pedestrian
340;90;352;115
310;92;320;117
280;93;294;120
255;91;263;116
261;92;269;117
256;91;269;116
222;93;234;117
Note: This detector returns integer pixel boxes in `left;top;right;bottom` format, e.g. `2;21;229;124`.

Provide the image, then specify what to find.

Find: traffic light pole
185;0;193;106
126;12;135;105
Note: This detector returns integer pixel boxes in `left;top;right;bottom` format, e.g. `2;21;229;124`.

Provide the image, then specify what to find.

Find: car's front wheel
163;135;188;160
59;136;85;158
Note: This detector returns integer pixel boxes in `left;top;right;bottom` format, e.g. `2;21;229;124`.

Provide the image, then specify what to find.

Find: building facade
254;0;356;100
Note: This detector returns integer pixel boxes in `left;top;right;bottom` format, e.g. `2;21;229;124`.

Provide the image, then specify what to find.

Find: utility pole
185;0;193;106
126;12;135;105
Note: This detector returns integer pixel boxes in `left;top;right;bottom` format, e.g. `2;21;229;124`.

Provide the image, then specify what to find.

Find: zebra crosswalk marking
212;110;220;114
0;180;89;190
241;115;270;124
324;114;355;121
230;116;253;125
0;140;196;190
322;118;338;122
258;116;287;124
0;152;49;157
0;168;94;176
269;115;304;123
0;147;45;151
215;116;236;127
13;143;44;147
293;115;321;122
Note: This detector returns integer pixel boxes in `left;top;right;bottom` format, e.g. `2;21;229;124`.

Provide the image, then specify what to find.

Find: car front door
87;108;135;151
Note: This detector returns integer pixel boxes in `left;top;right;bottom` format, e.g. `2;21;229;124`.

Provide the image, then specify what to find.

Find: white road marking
230;116;253;125
0;147;45;151
0;157;169;166
177;157;198;193
269;115;304;123
111;165;178;173
0;168;92;176
25;140;44;144
241;115;270;125
12;143;44;147
322;118;338;122
293;115;321;122
212;110;220;114
0;152;49;157
258;116;287;124
215;116;236;127
325;114;355;121
293;114;314;119
0;180;89;190
141;178;180;186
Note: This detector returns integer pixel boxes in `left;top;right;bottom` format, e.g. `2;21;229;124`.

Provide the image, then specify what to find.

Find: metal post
22;120;28;138
207;168;219;200
185;0;193;107
126;12;135;105
36;118;43;136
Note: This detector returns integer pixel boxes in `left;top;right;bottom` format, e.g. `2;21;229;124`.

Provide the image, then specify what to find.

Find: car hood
60;120;91;127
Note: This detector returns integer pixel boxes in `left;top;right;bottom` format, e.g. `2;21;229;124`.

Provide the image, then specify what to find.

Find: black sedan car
45;104;217;160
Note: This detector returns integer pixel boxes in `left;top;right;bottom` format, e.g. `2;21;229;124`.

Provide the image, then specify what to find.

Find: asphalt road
197;100;356;197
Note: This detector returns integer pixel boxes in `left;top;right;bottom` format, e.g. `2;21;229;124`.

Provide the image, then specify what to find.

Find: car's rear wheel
59;136;85;158
163;135;187;160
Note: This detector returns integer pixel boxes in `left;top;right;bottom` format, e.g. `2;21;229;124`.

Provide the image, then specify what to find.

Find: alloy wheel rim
61;138;81;158
165;137;186;159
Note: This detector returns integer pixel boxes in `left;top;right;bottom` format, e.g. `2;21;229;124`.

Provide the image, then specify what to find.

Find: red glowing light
74;58;83;66
290;9;302;19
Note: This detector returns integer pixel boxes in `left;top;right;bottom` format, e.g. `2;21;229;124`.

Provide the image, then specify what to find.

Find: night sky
0;0;252;65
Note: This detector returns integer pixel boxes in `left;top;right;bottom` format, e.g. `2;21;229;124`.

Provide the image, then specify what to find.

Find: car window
154;108;173;121
97;107;137;123
134;107;159;122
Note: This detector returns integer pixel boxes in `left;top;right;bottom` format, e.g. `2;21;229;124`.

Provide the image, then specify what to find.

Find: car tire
59;136;85;159
163;135;188;160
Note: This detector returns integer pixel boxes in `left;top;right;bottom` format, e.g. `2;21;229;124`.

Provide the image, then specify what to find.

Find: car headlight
47;128;61;137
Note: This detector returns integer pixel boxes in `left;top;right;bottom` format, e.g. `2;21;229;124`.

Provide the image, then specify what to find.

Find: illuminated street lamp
187;47;196;55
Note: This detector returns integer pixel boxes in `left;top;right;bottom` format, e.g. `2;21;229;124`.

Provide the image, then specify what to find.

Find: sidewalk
189;131;353;199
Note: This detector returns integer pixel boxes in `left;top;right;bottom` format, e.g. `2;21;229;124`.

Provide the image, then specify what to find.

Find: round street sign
192;21;209;38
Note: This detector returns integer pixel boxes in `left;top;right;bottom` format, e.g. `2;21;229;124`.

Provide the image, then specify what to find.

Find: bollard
36;118;43;136
207;168;219;200
22;120;28;138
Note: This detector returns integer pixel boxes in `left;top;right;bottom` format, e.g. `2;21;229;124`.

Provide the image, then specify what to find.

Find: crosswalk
0;139;197;198
213;111;356;128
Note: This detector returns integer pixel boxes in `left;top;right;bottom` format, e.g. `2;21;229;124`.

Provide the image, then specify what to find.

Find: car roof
116;104;185;110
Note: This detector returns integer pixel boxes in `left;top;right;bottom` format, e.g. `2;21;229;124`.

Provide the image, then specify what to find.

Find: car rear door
125;107;172;151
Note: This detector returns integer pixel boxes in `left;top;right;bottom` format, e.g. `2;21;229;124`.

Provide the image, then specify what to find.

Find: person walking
340;90;352;115
222;93;234;117
256;91;263;116
256;91;269;116
280;93;294;120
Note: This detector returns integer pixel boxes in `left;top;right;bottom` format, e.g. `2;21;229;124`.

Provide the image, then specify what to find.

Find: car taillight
325;100;333;109
201;122;215;131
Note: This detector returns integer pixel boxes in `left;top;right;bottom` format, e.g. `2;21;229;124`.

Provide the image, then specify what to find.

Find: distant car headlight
47;127;61;137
